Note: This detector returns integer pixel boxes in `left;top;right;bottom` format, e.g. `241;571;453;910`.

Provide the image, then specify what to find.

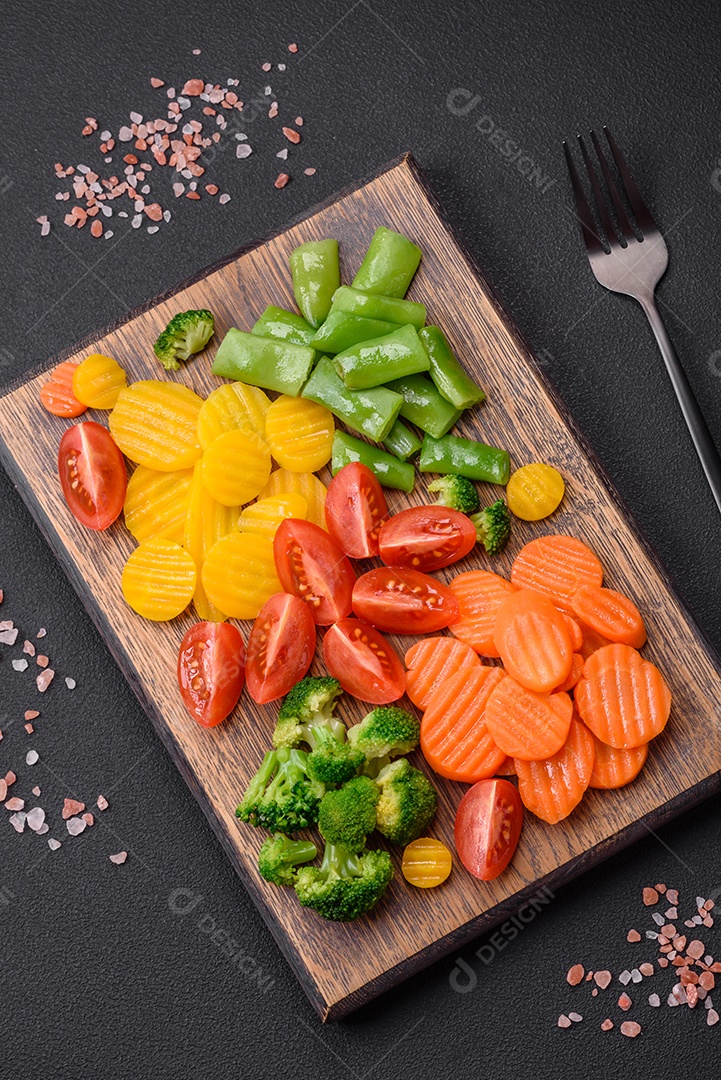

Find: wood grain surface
1;154;720;1020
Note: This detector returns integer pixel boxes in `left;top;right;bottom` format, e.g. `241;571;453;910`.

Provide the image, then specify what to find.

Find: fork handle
638;295;721;514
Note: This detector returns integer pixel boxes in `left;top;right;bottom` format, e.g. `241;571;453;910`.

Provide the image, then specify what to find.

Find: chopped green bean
251;305;316;347
381;419;423;461
302;357;402;442
419;433;510;486
309;311;397;354
289;239;340;328
335;324;430;390
386;374;461;438
418;326;486;409
351;226;422;298
332;431;415;492
212;329;315;397
331;286;426;330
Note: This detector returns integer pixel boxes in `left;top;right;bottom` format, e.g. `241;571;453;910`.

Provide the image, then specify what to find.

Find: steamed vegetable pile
39;222;672;923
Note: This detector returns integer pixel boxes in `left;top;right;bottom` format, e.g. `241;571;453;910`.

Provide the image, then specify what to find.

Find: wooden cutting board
1;153;720;1020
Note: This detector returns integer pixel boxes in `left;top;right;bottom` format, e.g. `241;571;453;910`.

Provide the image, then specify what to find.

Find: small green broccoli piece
347;706;420;767
236;747;325;833
470;499;512;555
427;475;480;515
258;833;318;886
306;726;365;786
317;776;379;850
153;308;215;371
294;842;393;921
374;759;438;846
273;676;344;749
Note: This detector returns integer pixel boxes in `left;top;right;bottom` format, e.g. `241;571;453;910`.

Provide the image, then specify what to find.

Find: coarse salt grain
219;194;230;204
109;851;128;864
62;798;85;819
236;144;252;159
32;786;41;797
600;1019;613;1031
618;993;632;1011
97;795;109;810
48;838;61;850
304;168;317;176
66;817;86;836
36;628;46;638
12;659;28;671
82;813;94;826
9;812;26;832
620;1021;641;1038
65;677;76;689
37;669;54;692
26;807;45;832
566;964;584;986
274;172;290;189
649;993;661;1007
618;970;632;986
643;887;659;906
5;797;24;811
276;148;288;160
594;969;611;989
0;628;18;645
26;750;39;766
557;1015;571;1028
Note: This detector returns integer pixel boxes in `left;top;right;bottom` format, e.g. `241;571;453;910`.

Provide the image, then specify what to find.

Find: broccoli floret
347;706;420;766
258;833;318;886
273;677;344;749
294;842;393;921
306;726;365;786
427;475;480;515
374;759;438;846
153;308;215;371
236;747;325;833
317;776;379;850
470;499;512;555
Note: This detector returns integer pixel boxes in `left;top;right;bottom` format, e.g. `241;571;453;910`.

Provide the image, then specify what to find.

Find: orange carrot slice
570;585;647;649
515;717;596;823
421;665;506;782
577;621;612;660
575;643;671;748
485;677;573;760
495;756;516;776
555;652;584;693
40;361;87;418
494;589;573;693
562;613;583;652
405;636;481;709
511;535;603;612
588;734;648;789
448;570;516;657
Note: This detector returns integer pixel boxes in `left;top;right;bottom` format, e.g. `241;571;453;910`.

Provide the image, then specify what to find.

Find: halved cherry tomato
58;421;127;530
273;518;355;626
378;505;476;572
177;621;245;727
246;593;316;704
324;462;389;559
454;778;523;881
352;567;459;634
323;617;406;704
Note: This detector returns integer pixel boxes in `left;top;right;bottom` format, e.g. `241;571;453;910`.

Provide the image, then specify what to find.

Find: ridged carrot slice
493;589;573;693
511;535;603;612
448;570;516;657
571;585;647;649
515;717;596;824
495;756;516;776
562;613;583;652
40;361;87;418
405;636;481;709
577;621;612;660
421;666;507;782
554;652;584;693
575;643;671;748
588;734;648;789
485;677;573;760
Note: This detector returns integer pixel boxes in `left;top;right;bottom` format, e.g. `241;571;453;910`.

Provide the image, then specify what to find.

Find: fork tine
603;126;655;235
577;133;618;247
562;140;604;255
590;129;635;242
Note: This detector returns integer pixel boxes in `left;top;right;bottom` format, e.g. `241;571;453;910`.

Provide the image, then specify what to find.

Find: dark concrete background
2;1;721;1076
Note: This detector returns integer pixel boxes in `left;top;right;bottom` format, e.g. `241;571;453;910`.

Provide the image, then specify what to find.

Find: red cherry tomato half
454;778;523;881
273;518;355;626
378;505;476;572
352;567;459;635
177;621;245;727
325;462;390;559
246;593;316;704
323;617;406;704
58;421;127;531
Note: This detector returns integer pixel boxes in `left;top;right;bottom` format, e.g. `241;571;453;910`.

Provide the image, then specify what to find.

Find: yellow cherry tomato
506;462;565;521
184;461;239;622
121;538;196;621
401;838;453;888
237;493;308;539
201;428;271;507
201;531;281;620
124;465;193;544
264;395;335;472
72;353;127;409
110;380;203;471
259;469;328;529
197;382;271;450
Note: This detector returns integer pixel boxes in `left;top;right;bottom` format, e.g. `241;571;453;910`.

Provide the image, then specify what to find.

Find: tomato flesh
378;505;476;571
58;421;127;530
323;617;406;704
454;779;523;881
273;518;355;625
325;462;389;559
177;621;245;727
246;593;316;703
352;567;459;634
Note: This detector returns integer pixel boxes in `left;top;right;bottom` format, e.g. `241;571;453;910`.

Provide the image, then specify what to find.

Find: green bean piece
302;357;402;442
351;226;422;298
331;286;426;330
289;239;340;328
309;311;397;354
212;329;315;397
418;326;486;409
419;433;510;486
381;419;423;461
334;324;430;390
332;431;415;492
385;374;462;439
251;305;317;347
